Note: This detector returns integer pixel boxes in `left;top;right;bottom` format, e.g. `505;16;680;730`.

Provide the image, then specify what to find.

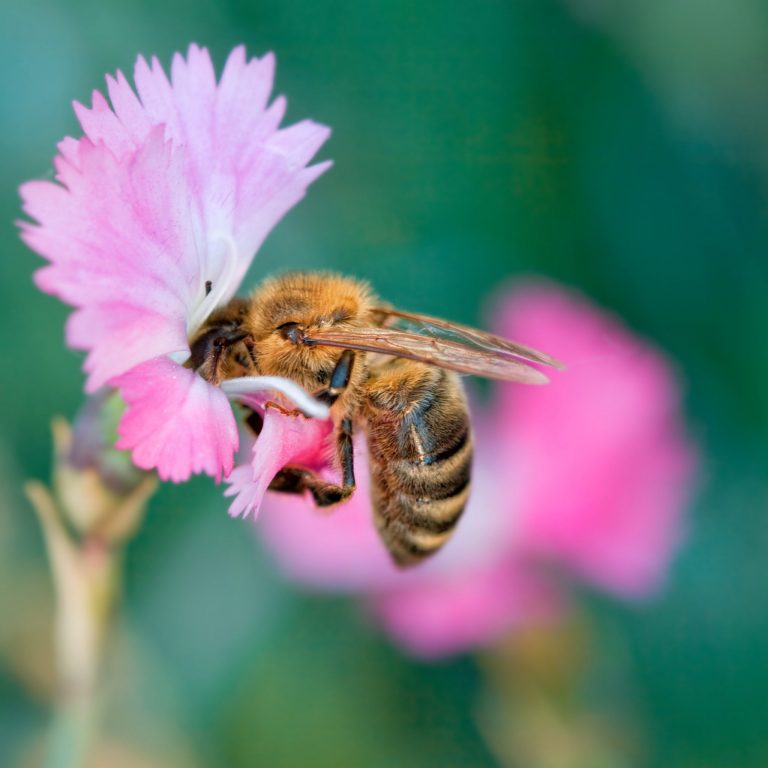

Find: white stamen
221;376;331;419
187;231;241;334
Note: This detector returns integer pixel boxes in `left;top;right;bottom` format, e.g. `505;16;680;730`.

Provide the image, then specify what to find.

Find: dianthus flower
258;281;697;658
20;45;331;492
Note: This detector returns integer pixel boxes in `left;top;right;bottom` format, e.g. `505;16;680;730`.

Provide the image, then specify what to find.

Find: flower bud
52;392;156;544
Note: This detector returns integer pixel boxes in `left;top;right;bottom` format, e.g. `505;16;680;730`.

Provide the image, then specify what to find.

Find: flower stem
25;465;155;767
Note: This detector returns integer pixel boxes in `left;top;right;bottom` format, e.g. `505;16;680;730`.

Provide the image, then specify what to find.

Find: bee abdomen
365;363;472;566
382;432;472;565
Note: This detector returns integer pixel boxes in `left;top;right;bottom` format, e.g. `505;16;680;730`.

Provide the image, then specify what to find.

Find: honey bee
189;272;561;567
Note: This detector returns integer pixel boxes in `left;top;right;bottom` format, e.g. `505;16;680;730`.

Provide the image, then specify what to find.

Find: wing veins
372;307;564;370
303;327;550;384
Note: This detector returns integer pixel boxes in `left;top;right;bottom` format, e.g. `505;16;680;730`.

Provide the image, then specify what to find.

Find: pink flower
19;45;331;501
489;282;695;597
258;280;697;657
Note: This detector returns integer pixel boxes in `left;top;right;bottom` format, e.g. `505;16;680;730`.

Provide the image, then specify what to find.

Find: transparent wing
302;326;553;384
371;307;565;370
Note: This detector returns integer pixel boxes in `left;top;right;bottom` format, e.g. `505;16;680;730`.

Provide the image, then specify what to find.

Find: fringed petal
20;127;196;388
225;406;333;519
33;44;332;324
114;357;238;482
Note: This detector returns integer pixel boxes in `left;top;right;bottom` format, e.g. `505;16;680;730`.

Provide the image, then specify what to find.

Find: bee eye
277;321;304;344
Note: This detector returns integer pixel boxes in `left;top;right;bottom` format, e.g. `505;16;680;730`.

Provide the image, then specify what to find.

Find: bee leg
200;330;249;384
268;468;314;495
316;350;355;406
267;417;356;508
264;400;303;418
268;468;347;506
338;416;355;490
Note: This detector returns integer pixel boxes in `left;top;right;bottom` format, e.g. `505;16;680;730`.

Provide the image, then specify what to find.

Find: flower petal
490;280;697;597
74;44;332;314
225;406;333;519
114;357;238;482
65;304;188;395
20;127;196;388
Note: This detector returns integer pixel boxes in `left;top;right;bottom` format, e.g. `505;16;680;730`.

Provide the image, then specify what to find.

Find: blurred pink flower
258;280;697;657
490;283;694;597
19;45;331;496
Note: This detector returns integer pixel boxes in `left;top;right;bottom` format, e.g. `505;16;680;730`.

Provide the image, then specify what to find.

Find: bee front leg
268;417;356;508
316;350;355;406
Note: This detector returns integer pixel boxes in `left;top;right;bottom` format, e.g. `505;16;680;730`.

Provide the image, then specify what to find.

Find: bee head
243;272;376;392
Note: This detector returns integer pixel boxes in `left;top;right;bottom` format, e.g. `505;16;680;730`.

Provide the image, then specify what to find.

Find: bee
189;272;561;567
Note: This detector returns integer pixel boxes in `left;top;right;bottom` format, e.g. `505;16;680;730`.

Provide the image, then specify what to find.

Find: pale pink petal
170;44;218;173
76;44;332;310
216;48;275;152
133;54;180;141
114;357;238;483
56;136;80;166
73;90;134;158
490;280;697;597
225;406;334;519
264;120;333;167
66;304;188;395
225;464;266;519
20;127;196;388
106;71;152;140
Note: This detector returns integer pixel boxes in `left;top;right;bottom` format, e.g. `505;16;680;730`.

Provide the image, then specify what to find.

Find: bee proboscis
190;273;562;566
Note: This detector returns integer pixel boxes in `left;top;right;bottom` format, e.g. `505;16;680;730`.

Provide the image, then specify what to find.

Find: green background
2;1;768;766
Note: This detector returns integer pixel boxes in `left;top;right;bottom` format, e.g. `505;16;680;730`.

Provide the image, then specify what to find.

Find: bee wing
302;327;551;384
372;307;565;370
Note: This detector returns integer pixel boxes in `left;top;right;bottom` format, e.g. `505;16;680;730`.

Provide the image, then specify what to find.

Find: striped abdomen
363;360;472;566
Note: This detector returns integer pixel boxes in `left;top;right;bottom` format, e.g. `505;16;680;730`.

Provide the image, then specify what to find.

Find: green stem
26;482;120;768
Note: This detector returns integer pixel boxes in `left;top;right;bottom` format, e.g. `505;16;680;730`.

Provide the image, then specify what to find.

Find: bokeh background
2;1;768;766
